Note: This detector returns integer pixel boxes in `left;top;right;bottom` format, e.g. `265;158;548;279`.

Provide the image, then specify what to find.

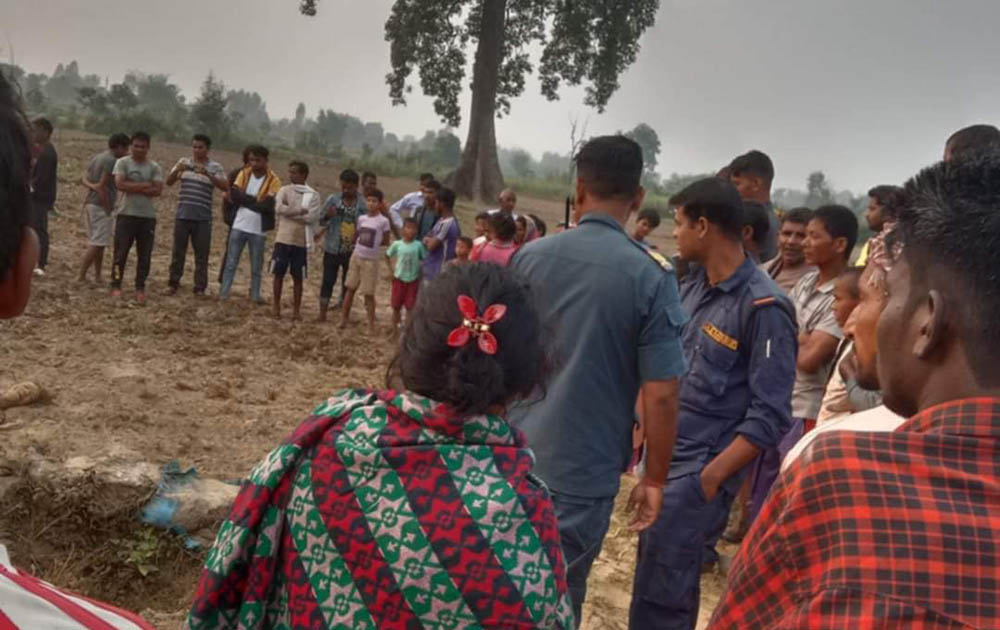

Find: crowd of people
3;63;1000;630
30;124;555;330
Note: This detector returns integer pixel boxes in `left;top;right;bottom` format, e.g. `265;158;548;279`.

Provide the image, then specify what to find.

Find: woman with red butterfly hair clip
187;262;576;630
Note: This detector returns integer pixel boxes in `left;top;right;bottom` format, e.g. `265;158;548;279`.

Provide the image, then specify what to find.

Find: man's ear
913;289;948;359
0;227;38;319
573;178;587;222
833;236;848;257
696;216;710;239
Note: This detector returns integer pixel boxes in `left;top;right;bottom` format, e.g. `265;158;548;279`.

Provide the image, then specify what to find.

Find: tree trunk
447;0;506;203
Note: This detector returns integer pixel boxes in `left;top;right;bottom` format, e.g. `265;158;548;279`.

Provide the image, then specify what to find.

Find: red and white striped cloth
0;545;154;630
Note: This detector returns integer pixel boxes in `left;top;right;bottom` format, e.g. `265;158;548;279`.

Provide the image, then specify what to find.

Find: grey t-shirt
788;269;843;419
175;158;225;222
113;156;164;219
84;150;117;208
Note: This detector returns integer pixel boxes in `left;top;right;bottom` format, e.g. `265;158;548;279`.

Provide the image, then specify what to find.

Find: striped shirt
175;158;225;222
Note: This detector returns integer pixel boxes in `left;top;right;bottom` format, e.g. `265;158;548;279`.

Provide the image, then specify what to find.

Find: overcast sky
3;0;999;191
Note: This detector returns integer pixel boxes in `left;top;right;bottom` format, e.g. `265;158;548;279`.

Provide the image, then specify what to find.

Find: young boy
451;237;473;265
110;131;164;303
79;132;130;283
473;211;490;247
316;169;366;321
386;217;427;331
361;171;377;193
272;160;320;320
30;117;58;275
472;212;518;267
422;187;460;282
341;188;392;333
632;207;661;247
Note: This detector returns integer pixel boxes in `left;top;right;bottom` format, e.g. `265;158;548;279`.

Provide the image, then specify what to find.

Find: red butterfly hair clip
446;295;507;355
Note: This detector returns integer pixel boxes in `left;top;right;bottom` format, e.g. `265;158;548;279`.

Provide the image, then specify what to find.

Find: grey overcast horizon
3;0;998;192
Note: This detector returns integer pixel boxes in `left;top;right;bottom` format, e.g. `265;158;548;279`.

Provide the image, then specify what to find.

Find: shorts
345;254;378;295
271;242;307;279
391;278;420;311
84;203;113;247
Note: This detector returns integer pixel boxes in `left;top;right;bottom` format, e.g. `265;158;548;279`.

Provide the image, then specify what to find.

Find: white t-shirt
232;174;266;235
353;213;392;260
781;405;906;472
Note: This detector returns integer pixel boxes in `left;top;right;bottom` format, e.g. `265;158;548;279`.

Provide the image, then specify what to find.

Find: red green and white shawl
186;389;576;630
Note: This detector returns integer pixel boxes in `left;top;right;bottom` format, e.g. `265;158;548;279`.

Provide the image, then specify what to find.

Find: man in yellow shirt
855;185;901;266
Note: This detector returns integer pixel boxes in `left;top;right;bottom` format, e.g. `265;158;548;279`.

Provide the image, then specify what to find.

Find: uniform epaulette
631;240;674;272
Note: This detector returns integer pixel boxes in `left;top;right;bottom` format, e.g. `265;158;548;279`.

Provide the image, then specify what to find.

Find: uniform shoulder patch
753;296;776;307
643;247;674;272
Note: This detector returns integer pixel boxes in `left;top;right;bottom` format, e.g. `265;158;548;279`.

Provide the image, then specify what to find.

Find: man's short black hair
742;201;771;250
669;177;743;240
575;135;643;200
131;131;151;145
108;133;130;149
437;187;456;210
490;212;516;242
192;133;212;148
424;179;442;192
729;150;774;187
247;144;269;160
475;211;490;222
403;217;418;229
945;124;1000;159
339;168;359;184
894;152;1000;386
782;207;813;226
419;172;435;184
289;160;309;176
32;117;53;135
0;72;33;281
867;184;904;220
637;208;661;229
811;205;859;261
362;170;376;180
365;187;384;203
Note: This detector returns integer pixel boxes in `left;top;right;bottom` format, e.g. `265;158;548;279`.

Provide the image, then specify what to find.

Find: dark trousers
111;215;156;290
748;418;805;523
30;200;50;268
551;491;616;628
169;219;212;293
320;251;351;305
630;473;734;630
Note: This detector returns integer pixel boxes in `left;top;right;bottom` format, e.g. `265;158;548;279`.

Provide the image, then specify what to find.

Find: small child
472;212;518;267
473;212;490;247
632;207;661;248
451;236;473;266
514;215;529;245
341;187;392;334
386;217;427;331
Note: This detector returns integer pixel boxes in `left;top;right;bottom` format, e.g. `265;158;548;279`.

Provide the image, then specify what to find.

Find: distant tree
660;172;715;196
294;102;306;129
226;89;271;133
625;123;661;175
433;131;463;168
190;73;231;143
805;170;835;208
508;148;535;178
297;0;660;202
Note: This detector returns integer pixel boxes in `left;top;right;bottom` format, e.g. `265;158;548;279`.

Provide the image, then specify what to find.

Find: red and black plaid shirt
709;397;1000;629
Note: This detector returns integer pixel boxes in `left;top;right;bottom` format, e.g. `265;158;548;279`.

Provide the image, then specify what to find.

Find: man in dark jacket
29;117;57;276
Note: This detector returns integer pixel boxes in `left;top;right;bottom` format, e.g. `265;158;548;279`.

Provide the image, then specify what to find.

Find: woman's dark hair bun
390;263;547;416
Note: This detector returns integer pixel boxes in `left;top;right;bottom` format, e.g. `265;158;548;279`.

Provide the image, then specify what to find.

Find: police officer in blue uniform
629;177;797;630
509;136;688;627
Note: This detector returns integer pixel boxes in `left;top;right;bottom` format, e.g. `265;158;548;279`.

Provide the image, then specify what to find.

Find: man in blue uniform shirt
629;177;797;630
509;135;688;626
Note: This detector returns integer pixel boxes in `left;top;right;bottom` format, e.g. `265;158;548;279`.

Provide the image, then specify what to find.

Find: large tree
625;123;661;175
299;0;659;201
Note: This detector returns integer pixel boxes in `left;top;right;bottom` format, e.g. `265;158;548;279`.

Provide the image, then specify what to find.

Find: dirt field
0;130;723;628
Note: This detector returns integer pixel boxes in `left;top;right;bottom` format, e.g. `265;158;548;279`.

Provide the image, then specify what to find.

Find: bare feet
135;291;147;305
338;319;348;330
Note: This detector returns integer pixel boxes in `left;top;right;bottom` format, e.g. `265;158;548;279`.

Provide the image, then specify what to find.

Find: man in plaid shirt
709;154;1000;629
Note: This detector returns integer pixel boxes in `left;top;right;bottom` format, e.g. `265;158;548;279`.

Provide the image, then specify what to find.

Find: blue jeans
630;473;734;630
219;228;266;301
550;491;615;628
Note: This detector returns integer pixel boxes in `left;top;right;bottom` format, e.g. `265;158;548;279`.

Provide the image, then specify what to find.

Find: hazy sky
3;0;999;191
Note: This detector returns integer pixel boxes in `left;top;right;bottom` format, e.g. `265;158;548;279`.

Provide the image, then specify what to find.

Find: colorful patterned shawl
186;389;575;630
